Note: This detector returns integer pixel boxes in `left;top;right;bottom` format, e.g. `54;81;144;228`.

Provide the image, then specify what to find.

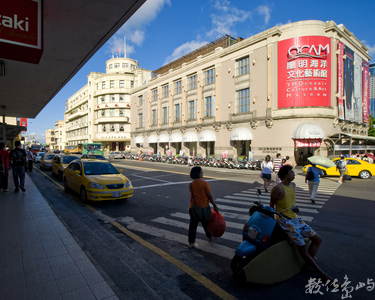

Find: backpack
12;150;25;164
337;160;344;170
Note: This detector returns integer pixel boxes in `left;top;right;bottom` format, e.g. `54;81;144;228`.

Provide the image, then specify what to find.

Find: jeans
0;169;8;190
28;160;33;172
12;165;25;190
188;208;212;243
308;181;320;201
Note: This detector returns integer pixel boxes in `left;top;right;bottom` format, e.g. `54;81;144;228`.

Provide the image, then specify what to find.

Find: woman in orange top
188;167;219;249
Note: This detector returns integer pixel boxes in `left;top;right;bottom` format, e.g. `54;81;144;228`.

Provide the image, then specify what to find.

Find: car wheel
359;170;371;179
40;164;42;170
230;254;253;275
63;178;69;192
80;187;88;203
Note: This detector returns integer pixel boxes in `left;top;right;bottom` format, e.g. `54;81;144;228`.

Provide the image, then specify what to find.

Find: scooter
231;189;310;285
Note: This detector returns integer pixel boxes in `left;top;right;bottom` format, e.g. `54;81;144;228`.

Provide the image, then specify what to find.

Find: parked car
40;153;56;170
108;152;124;159
303;157;375;179
33;152;45;163
63;160;133;203
51;154;80;180
80;154;107;160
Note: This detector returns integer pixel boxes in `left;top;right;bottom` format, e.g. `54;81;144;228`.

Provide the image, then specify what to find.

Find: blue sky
27;0;375;143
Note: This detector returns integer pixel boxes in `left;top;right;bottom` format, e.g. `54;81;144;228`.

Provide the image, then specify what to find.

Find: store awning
199;130;216;142
291;123;325;139
182;131;198;142
169;132;183;143
157;134;169;143
147;134;158;143
329;133;375;141
134;136;144;144
230;127;253;141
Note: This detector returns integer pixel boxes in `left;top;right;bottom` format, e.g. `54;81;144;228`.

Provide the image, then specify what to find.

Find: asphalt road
28;159;375;300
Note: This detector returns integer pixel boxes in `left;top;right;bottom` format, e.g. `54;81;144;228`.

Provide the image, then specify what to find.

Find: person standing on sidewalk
273;153;282;183
305;163;323;203
9;141;27;193
336;155;347;183
0;142;10;192
27;148;34;172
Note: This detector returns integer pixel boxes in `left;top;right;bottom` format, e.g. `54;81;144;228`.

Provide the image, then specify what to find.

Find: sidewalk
0;172;119;300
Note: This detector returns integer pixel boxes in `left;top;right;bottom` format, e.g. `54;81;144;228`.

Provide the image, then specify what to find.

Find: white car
108;152;124;159
34;152;45;163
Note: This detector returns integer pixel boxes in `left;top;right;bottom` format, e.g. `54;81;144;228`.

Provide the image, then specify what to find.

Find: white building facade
130;20;373;164
53;120;65;150
64;58;151;154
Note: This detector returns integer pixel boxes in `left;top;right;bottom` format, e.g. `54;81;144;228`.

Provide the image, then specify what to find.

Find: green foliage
369;115;375;137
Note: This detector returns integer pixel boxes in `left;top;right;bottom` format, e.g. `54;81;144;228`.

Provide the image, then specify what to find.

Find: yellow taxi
40;153;56;170
303;157;375;179
51;154;80;180
63;159;133;203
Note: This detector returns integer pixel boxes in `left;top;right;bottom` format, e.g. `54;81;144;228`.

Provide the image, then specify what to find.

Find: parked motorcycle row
119;153;264;170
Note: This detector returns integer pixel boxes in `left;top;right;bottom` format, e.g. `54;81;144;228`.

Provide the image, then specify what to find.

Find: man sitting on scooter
270;165;338;286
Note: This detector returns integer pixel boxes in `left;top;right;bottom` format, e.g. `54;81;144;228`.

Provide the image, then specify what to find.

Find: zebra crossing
117;176;341;260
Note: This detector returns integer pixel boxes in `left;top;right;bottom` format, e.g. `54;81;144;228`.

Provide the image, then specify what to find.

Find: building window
119;124;125;131
119;94;124;102
114;63;120;68
188;75;197;90
96;83;99;90
131;64;135;69
102;125;106;132
119;109;124;117
188;100;195;120
130;81;134;88
123;63;128;68
139;95;143;106
101;96;105;103
110;80;115;88
110;94;115;102
152;89;158;102
110;109;115;116
109;64;113;69
204;96;213;117
162;107;168;124
152;109;157;125
174;80;182;95
119;80;124;88
139;113;143;128
174;104;181;122
204;68;215;85
102;81;106;89
238;88;250;113
162;85;169;98
236;57;249;76
110;125;115;132
101;110;106;117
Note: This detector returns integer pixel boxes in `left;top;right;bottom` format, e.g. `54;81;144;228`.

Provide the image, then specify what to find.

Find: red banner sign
20;118;27;127
337;41;344;119
362;61;370;124
0;0;43;64
295;139;322;148
278;36;331;108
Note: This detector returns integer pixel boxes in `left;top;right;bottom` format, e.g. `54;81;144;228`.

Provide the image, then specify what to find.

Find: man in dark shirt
9;141;27;192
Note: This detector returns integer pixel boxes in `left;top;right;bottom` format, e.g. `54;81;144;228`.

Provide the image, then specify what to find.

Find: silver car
34;152;45;163
108;152;124;159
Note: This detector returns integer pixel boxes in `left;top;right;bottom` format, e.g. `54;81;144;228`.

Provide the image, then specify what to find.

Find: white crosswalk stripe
116;175;341;260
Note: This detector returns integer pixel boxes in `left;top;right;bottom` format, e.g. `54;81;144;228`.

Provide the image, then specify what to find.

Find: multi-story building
370;63;375;117
64;58;152;154
45;129;55;150
130;20;374;163
54;120;65;150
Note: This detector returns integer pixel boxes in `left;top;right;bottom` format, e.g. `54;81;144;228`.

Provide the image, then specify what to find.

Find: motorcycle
231;189;310;285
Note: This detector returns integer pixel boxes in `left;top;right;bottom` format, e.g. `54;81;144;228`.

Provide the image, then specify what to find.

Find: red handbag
207;210;226;237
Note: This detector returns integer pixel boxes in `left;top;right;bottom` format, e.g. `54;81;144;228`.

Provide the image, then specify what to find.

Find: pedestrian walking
336;155;347;183
273;153;282;180
284;155;293;167
188;166;218;249
27;148;34;172
261;155;273;193
9;141;27;193
305;163;323;203
0;142;10;192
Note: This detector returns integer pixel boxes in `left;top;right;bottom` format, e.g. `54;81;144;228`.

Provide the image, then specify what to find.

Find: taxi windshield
83;162;119;175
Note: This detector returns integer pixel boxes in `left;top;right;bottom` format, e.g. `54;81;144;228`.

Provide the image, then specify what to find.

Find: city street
28;160;375;299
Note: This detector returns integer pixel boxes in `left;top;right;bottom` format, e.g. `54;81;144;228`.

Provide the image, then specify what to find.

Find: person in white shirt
27;148;34;172
261;155;273;192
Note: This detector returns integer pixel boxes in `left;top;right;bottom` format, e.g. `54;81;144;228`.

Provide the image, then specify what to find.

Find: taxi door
345;159;361;176
52;156;59;176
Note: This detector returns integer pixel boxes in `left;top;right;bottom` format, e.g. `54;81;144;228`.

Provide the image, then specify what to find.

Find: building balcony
65;110;88;121
96;116;130;123
93;103;131;110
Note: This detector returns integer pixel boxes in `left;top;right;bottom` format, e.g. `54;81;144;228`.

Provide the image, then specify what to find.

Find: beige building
64;57;151;155
130;20;373;164
54;120;65;150
45;129;55;150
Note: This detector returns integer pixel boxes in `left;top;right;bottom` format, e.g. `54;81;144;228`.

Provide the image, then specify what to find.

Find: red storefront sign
20;118;27;127
362;61;370;124
0;0;43;64
295;139;322;148
278;36;331;108
337;41;344;119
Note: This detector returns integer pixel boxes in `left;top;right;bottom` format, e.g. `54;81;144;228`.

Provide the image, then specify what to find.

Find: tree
369;115;375;137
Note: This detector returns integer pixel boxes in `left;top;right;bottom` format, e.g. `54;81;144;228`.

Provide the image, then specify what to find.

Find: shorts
262;173;271;180
339;169;346;177
277;217;316;246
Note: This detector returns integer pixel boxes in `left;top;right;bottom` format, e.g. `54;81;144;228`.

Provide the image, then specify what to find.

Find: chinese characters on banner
337;41;345;119
344;47;354;120
278;36;331;108
295;139;322;148
354;53;363;124
362;61;370;124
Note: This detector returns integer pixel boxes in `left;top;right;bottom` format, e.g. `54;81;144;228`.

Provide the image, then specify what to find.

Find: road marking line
133;179;219;190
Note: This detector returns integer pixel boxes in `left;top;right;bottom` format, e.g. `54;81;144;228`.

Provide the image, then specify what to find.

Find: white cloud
106;0;171;55
163;41;209;65
257;5;271;25
362;40;375;57
276;20;292;27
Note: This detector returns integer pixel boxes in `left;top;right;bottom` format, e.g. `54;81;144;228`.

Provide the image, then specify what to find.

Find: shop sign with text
278;36;331;108
295;139;322;148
